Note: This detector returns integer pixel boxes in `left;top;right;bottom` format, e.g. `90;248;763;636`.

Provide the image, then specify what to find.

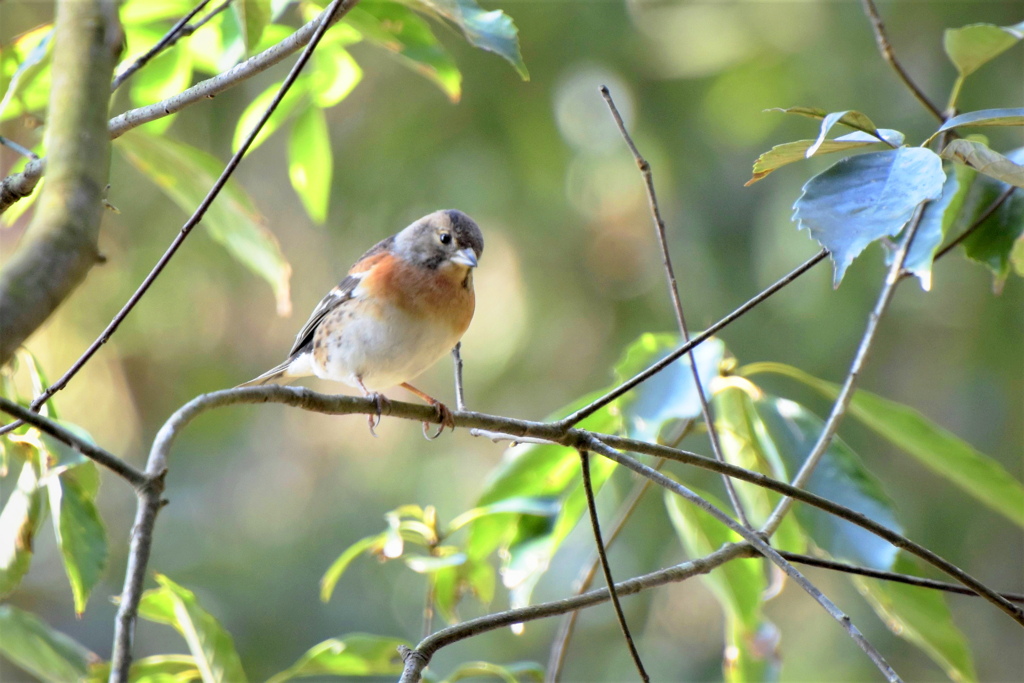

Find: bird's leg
400;382;455;439
356;377;389;437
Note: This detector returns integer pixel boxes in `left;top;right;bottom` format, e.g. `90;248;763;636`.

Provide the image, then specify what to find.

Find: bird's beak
451;248;478;268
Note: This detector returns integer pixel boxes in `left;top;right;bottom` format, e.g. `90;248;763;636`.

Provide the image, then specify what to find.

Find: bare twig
0;0;361;440
600;85;751;529
188;0;234;34
0;158;45;214
578;449;649;681
110;0;214;91
452;342;466;411
858;0;944;121
0;135;40;160
762;204;927;537
107;4;350;680
558;249;828;428
932;186;1017;261
0;397;147;488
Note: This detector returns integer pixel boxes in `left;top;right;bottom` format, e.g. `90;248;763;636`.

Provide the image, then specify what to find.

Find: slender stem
111;0;214;91
600;85;751;529
188;0;234;34
858;0;944;121
559;249;828;428
451;342;466;411
578;450;649;681
933;186;1016;261
0;135;40;160
106;4;350;680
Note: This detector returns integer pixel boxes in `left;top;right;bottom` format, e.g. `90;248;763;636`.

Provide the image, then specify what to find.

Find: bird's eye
438;231;452;245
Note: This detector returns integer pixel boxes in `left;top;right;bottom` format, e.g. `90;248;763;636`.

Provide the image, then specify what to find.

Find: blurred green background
1;0;1022;681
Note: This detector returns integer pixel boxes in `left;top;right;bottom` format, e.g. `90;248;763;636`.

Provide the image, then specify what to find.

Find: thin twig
858;0;944;121
558;249;828;429
578;449;649;681
0;0;361;440
452;342;466;411
107;4;350;680
110;0;214;91
0;135;39;160
932;186;1016;261
0;398;148;488
548;459;664;683
600;85;751;529
762;204;927;537
778;552;1024;603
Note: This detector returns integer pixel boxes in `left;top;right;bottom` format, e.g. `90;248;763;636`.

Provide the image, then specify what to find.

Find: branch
110;0;214;91
601;85;751;528
558;248;828;428
0;0;122;365
858;0;944;121
0;397;148;488
0;158;45;214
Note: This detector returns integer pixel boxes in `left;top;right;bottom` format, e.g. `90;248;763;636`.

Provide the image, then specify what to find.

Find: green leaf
0;460;44;598
749;394;901;569
792;148;946;287
404;550;466;573
857;555;978;682
746;130;905;186
664;485;780;682
289;106;333;223
742;362;1024;528
0;27;53;122
320;533;388;601
0;604;95;682
613;333;725;443
414;0;529;79
139;574;249;683
957;148;1024;289
232;78;310;153
266;633;409;683
128;39;193;134
448;496;561;533
86;654;202;683
440;660;545;683
805;110;887;157
47;463;107;615
940;139;1024;189
345;4;461;101
944;22;1024;76
117;130;294;316
233;0;272;53
935;108;1024;134
308;40;362;108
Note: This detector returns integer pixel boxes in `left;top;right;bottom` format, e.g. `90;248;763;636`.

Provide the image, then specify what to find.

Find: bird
239;209;484;437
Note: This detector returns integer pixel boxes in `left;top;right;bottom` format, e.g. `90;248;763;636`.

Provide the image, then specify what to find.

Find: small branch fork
600;85;752;530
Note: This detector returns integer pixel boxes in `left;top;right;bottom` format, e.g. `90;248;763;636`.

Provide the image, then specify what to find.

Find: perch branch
0;158;45;214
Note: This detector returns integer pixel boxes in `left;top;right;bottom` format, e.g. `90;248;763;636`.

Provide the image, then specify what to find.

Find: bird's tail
236;360;293;388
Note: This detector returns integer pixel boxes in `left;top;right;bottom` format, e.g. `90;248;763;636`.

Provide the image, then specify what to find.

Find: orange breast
363;258;475;335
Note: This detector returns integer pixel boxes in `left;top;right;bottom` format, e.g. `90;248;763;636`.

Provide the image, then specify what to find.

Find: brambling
240;209;484;437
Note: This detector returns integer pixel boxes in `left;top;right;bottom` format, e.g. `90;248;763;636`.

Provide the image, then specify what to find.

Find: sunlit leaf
746;130;905;186
308;40;362;108
117;130;293;315
935;108;1024;134
47;463;107;615
941;139;1024;189
128;41;193;134
320;532;388;602
440;660;545;683
805;110;887;157
664;485;780;682
404;550;466;573
742;362;1024;528
0;27;52;122
857;555;978;682
0;460;44;598
0;604;95;682
613;333;724;443
265;633;409;683
86;654;201;683
448;496;561;533
139;574;248;683
414;0;528;79
345;4;461;101
289;106;333;223
232;78;310;153
944;21;1024;76
234;0;272;53
792;148;946;287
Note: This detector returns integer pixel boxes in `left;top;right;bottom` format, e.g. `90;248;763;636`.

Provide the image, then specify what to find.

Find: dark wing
287;275;360;357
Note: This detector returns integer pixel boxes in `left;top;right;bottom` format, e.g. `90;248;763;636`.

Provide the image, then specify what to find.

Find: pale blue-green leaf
47;464;107;615
792;148;946;287
116;130;293;315
0;460;44;598
746;129;904;185
936;108;1024;134
289;106;332;223
944;22;1024;76
613;333;725;443
265;634;408;683
941;139;1024;189
345;4;461;101
232;78;310;153
0;605;95;682
414;0;528;79
743;362;1024;528
234;0;272;53
857;555;978;682
144;574;249;683
404;552;466;573
320;532;387;602
752;395;901;569
806;110;886;157
885;167;961;290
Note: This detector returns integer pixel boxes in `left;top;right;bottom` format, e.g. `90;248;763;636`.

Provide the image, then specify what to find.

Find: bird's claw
366;393;391;437
422;401;455;440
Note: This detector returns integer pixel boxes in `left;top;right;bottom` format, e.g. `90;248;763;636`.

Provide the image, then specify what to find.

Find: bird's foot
422;401;455;440
365;392;391;437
